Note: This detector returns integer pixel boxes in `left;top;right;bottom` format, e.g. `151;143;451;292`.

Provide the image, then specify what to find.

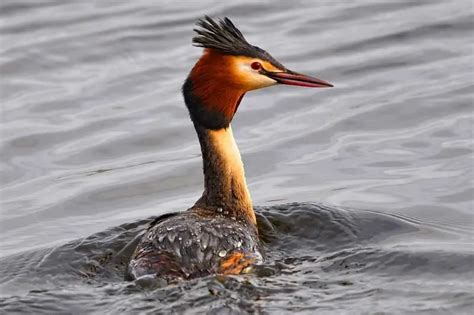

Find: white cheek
238;63;277;90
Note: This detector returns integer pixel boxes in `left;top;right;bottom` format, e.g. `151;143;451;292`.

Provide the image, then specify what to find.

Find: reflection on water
0;0;473;313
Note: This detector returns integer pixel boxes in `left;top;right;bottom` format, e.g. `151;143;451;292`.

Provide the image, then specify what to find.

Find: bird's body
128;210;262;280
127;16;332;281
128;125;262;280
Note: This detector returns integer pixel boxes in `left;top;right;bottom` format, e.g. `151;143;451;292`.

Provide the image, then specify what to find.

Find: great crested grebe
127;16;332;281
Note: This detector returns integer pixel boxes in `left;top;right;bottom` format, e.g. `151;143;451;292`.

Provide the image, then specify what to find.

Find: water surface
1;0;473;313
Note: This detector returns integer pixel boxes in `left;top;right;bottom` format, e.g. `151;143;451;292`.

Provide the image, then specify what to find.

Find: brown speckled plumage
127;210;262;280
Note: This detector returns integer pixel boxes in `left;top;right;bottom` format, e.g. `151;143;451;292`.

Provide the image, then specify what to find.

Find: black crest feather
192;16;284;68
193;16;251;55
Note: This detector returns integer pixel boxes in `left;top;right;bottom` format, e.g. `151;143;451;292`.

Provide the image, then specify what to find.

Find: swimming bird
127;16;332;281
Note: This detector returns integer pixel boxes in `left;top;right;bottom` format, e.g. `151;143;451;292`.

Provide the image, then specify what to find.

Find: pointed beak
264;69;333;88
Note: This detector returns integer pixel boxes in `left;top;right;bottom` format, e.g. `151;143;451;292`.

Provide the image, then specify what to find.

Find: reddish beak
265;70;333;88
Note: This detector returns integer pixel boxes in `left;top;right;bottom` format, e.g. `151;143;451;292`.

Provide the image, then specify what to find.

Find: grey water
0;0;473;313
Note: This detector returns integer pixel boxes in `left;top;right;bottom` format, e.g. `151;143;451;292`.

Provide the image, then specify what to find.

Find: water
1;0;473;313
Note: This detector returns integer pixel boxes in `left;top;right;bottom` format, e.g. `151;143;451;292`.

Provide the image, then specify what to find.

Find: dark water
1;0;473;313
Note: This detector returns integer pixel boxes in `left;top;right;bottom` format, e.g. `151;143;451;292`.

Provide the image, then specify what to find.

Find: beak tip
319;79;333;88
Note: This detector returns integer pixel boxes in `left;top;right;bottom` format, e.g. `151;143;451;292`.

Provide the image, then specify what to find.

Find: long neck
193;123;255;225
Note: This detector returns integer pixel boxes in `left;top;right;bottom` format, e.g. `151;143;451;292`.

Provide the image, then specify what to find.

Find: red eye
251;62;262;70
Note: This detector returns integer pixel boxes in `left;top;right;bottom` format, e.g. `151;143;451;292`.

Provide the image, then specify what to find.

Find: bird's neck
193;123;255;225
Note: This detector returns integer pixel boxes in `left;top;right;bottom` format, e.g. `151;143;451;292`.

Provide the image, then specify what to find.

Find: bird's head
183;16;333;130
